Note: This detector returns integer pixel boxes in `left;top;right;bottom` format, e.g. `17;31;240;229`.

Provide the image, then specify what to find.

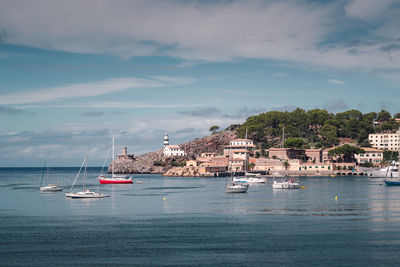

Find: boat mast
112;136;115;177
282;126;285;177
245;129;248;173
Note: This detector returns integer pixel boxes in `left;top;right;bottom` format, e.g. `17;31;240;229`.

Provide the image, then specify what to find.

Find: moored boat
66;190;108;198
226;182;249;193
66;150;109;199
272;178;300;189
40;184;63;192
98;136;133;184
39;154;63;192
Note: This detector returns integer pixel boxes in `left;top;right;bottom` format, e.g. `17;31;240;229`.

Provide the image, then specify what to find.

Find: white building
369;130;400;151
223;138;256;160
354;147;384;166
163;133;186;157
164;145;186;157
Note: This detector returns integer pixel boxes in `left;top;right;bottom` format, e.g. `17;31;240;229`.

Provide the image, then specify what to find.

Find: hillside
109;130;236;174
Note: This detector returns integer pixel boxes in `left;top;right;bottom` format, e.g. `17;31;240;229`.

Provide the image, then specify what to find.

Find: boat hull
99;178;133;184
66;191;109;198
272;181;300;189
384;180;400;186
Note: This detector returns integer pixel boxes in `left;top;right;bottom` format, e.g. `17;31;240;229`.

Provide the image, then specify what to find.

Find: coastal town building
368;130;400;151
354;147;384;166
164;145;185;157
223;139;256;159
201;152;217;158
163;132;186;157
305;149;322;163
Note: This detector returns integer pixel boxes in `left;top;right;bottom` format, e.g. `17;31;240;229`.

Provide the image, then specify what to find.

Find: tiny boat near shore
233;172;267;184
272;178;300;189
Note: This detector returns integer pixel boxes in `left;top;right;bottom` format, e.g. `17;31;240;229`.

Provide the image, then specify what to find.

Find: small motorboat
272;178;300;189
40;184;63;192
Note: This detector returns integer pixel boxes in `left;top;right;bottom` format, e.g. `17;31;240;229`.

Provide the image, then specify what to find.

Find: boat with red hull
98;136;134;185
98;175;133;184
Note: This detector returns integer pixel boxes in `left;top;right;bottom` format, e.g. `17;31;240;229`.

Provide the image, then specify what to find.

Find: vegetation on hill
233;108;399;149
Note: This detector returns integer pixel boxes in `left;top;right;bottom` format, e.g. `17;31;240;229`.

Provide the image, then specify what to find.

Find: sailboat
98;136;133;184
40;154;63;192
233;129;267;184
384;147;400;186
272;127;300;189
226;141;249;193
66;150;109;199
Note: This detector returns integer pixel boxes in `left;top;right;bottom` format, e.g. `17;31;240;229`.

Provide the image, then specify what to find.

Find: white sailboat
66;151;109;199
232;130;267;184
226;140;249;193
97;136;133;184
272;127;300;190
40;154;63;192
384;147;400;186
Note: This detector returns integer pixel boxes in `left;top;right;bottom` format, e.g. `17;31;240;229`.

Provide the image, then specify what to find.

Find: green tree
319;124;338;147
383;151;399;163
209;125;220;134
377;110;391;122
395;113;400;119
284;137;305;149
328;145;365;163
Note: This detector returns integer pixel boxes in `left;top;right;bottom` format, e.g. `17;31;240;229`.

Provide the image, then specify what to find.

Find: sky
0;0;399;166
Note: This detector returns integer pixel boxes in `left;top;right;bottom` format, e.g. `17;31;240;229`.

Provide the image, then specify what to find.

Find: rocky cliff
108;130;236;174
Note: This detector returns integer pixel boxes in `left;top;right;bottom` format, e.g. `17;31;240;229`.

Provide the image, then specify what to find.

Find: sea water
1;167;400;266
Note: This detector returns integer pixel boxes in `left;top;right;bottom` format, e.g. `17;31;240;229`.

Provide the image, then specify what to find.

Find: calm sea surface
1;167;400;266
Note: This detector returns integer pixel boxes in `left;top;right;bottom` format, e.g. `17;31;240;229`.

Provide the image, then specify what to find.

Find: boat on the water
272;127;300;190
98;136;133;184
233;172;267;184
66;152;109;199
41;184;63;192
40;154;63;192
366;162;399;178
66;190;108;198
272;178;300;189
384;179;400;186
226;182;249;193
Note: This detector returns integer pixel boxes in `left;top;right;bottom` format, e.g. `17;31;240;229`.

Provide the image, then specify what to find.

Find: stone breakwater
107;131;236;174
108;150;166;174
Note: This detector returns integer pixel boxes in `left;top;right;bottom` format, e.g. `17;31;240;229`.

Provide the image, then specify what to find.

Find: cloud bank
0;0;399;71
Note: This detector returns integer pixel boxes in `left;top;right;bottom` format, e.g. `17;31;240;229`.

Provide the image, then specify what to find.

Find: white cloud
0;76;195;105
345;0;396;20
0;1;398;72
327;79;345;85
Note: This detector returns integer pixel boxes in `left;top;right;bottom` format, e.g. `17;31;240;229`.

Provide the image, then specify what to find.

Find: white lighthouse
163;133;169;147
